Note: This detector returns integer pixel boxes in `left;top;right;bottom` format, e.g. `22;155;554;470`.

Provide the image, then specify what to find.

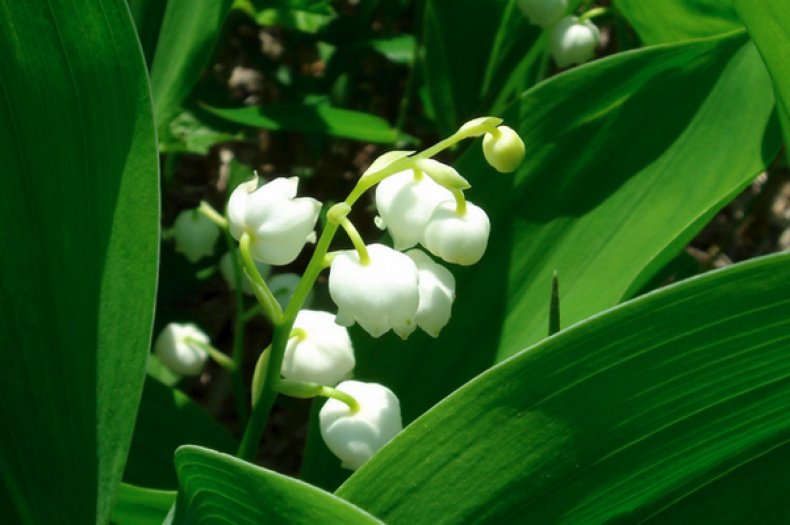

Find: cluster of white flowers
519;0;601;68
153;117;525;471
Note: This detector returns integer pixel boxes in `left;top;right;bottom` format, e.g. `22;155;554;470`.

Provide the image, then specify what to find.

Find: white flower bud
269;272;313;310
172;209;220;263
375;169;455;251
219;250;270;295
153;323;210;376
482;125;526;173
281;310;355;386
550;16;600;68
319;380;402;470
227;176;322;265
518;0;567;27
406;250;455;337
329;244;419;339
423;201;490;266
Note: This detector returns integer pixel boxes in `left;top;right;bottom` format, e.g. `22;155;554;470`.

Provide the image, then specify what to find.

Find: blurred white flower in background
550;16;600;68
172;209;220;263
154;323;211;376
518;0;568;27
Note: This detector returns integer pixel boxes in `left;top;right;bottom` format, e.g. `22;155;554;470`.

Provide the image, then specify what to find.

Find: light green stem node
452;189;468;216
327;202;352;224
239;233;283;324
276;380;361;413
251;346;271;407
290;327;307;341
322;251;339;269
412;167;423;180
198;200;229;230
340;218;371;265
185;337;235;371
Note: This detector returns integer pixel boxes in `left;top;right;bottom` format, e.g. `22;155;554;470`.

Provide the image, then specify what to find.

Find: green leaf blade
202;102;403;143
337;252;790;524
173;446;384;524
0;0;159;523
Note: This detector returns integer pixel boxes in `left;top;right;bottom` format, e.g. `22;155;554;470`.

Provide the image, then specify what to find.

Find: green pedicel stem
236;119;500;461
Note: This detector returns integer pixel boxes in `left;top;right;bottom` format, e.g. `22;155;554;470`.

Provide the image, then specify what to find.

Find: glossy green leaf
150;0;233;130
733;0;790;148
202;102;403;143
172;446;384;524
111;483;176;525
302;31;780;489
421;0;541;135
124;377;237;489
129;0;169;67
0;1;159;523
614;0;742;44
338;252;790;523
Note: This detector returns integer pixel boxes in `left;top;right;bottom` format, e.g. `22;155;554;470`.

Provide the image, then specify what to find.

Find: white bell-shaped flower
227;176;322;265
281;310;355;386
518;0;567;27
268;272;313;310
550;16;600;68
406;250;456;337
319;380;402;470
329;243;419;339
375;169;454;251
153;323;210;376
172;209;220;263
423;201;490;266
482;125;526;173
219;250;270;295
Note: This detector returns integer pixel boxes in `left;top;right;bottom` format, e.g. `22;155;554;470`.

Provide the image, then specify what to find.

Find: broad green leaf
733;0;790;148
614;0;742;44
301;31;780;489
422;0;540;135
202;102;403;143
338;252;790;523
150;0;233;130
172;446;384;524
111;483;176;525
124;377;237;489
0;1;159;523
129;0;169;67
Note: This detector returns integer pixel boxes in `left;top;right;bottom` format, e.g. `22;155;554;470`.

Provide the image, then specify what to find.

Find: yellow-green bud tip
482;125;525;173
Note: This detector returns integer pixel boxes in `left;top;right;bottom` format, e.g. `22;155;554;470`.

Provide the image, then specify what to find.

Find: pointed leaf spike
549;271;560;336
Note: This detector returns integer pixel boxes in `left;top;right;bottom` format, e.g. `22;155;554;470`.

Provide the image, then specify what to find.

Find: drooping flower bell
227;176;322;265
319;380;402;470
153;323;211;376
328;243;419;339
423;200;491;266
482;126;526;173
281;310;355;386
406;249;456;337
172;209;220;263
517;0;567;27
550;16;600;68
375;167;455;251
